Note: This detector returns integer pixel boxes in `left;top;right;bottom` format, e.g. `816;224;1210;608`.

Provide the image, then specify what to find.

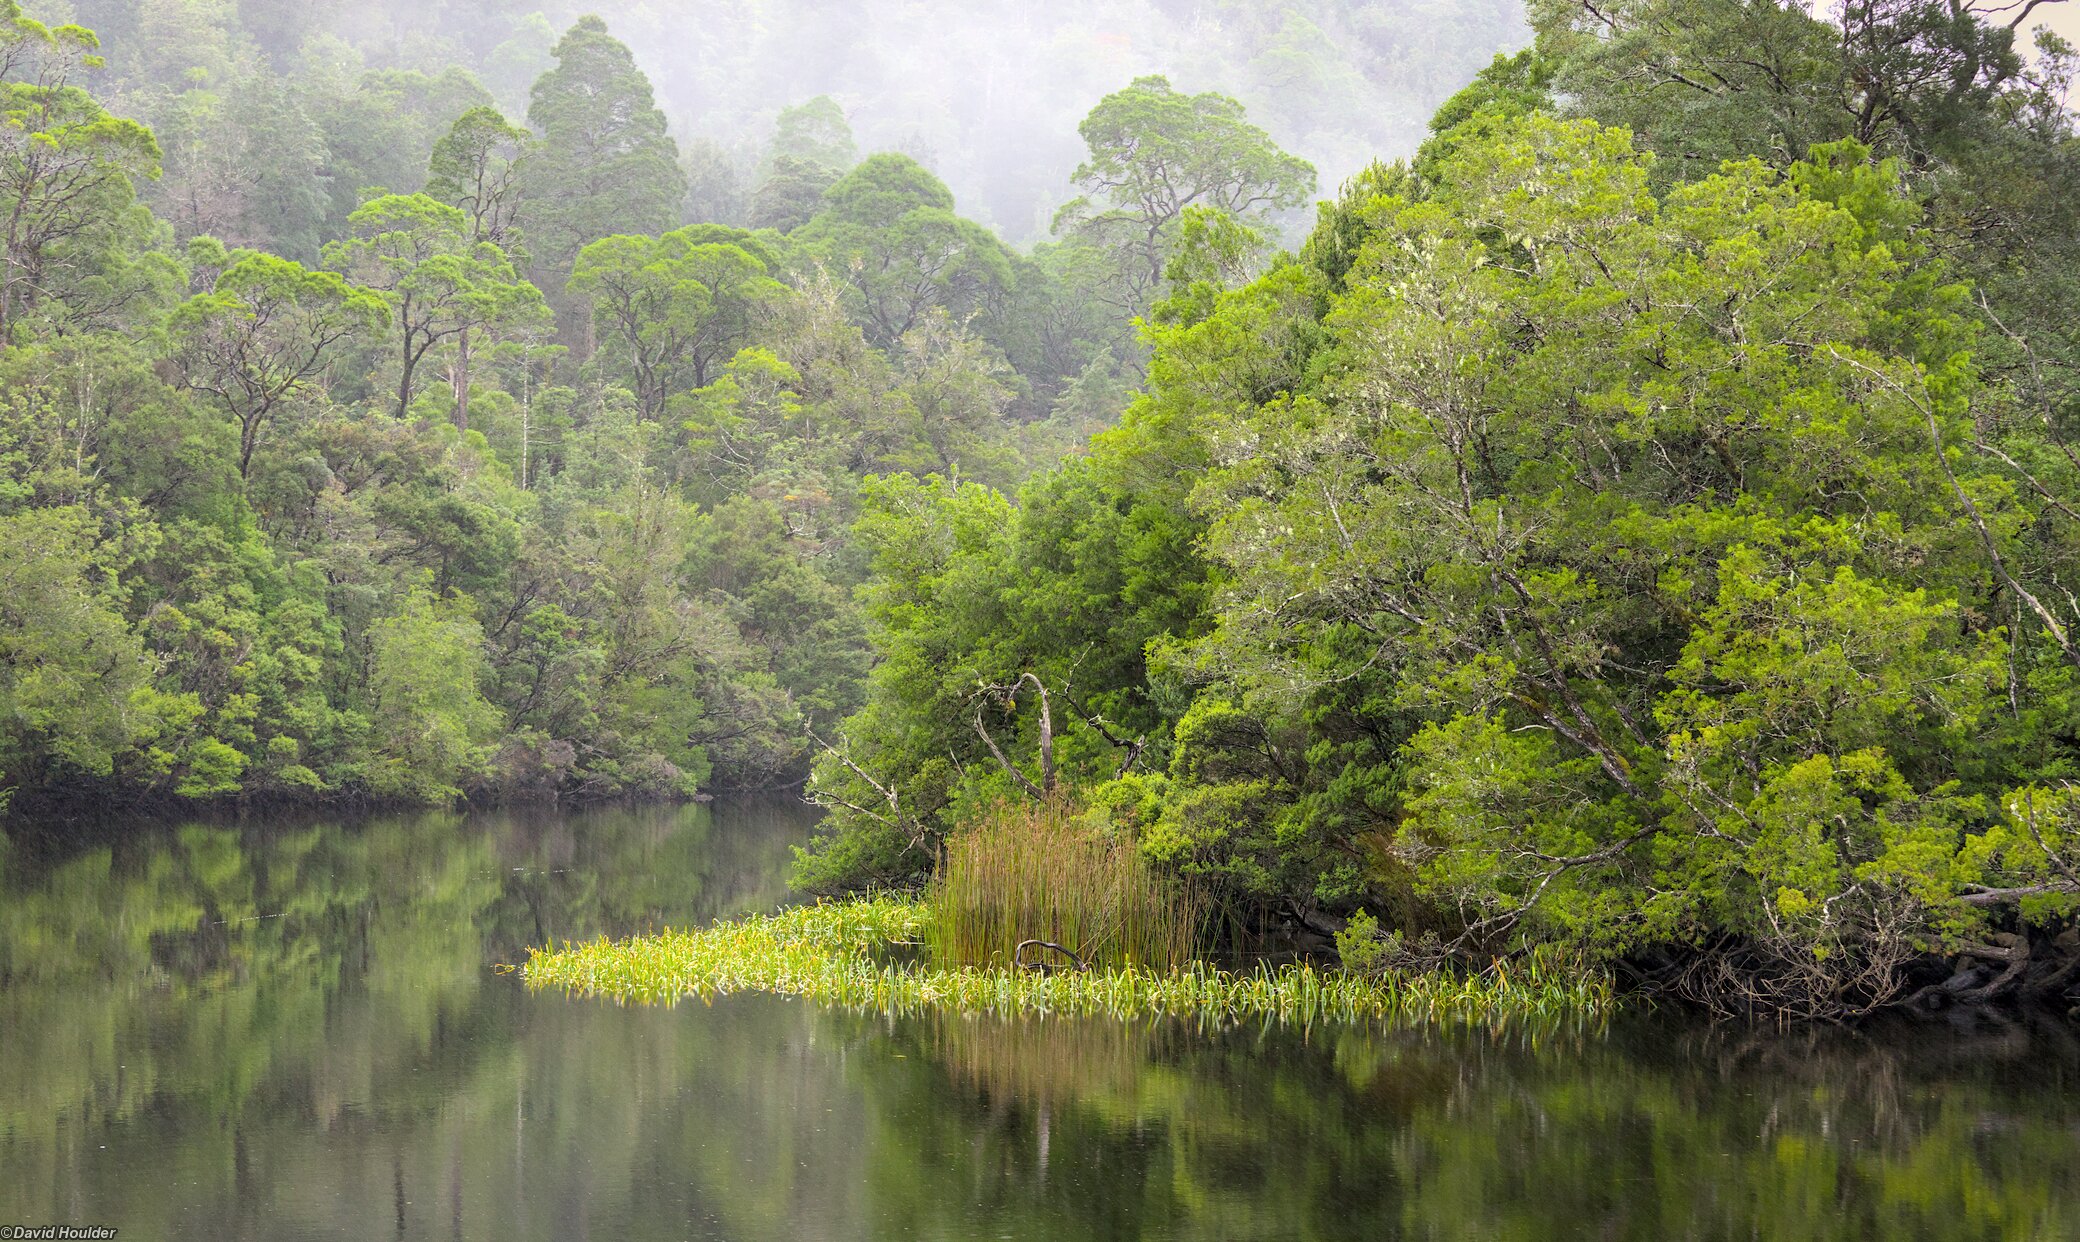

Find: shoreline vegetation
9;0;2080;1026
524;800;1614;1028
519;898;1617;1028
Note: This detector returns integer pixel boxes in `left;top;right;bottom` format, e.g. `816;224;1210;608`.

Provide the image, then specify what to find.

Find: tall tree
521;15;684;322
567;225;786;419
768;95;857;173
1186;121;2031;1011
796;153;1015;350
743;95;856;233
167;253;385;477
1052;75;1315;316
0;1;162;344
426;107;537;429
426;105;531;251
325;193;547;425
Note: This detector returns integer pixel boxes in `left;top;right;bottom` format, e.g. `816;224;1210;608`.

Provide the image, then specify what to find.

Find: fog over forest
37;0;1529;243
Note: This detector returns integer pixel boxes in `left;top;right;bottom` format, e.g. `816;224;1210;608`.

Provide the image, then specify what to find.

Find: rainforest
10;0;2080;1234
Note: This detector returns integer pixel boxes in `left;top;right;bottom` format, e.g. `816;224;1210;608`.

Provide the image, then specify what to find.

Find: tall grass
926;799;1204;971
519;897;1617;1030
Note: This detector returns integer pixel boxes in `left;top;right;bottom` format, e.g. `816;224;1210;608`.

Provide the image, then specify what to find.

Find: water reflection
3;805;2080;1240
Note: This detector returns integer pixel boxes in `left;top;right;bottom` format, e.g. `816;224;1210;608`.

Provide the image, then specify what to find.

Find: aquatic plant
927;799;1204;971
520;898;1615;1028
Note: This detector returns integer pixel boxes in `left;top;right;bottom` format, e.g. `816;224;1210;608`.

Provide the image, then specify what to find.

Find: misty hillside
41;0;1527;241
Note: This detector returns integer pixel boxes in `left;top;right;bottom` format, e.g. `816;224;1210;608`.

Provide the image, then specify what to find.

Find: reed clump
520;897;1617;1030
927;799;1204;971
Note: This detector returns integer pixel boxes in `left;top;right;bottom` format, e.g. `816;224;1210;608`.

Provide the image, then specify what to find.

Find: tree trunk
453;326;472;432
972;672;1059;801
239;410;262;479
397;332;417;420
1027;673;1057;795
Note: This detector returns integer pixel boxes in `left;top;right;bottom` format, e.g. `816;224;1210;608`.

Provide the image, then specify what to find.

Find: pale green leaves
366;588;499;802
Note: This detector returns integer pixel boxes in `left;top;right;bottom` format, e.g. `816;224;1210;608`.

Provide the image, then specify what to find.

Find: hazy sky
2038;4;2080;45
573;0;1529;242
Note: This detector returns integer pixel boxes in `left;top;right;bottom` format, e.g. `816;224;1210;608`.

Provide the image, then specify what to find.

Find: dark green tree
567;225;787;418
796;153;1015;350
748;154;839;232
521;16;685;309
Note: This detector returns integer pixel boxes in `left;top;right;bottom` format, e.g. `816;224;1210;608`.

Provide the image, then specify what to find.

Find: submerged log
1014;939;1087;974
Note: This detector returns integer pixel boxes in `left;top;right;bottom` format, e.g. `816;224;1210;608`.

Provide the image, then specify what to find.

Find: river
2;802;2078;1240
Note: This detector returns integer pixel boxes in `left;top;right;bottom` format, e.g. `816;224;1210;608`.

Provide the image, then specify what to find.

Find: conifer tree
521;16;684;305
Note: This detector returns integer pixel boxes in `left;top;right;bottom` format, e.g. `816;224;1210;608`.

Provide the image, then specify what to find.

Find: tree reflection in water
2;805;2077;1240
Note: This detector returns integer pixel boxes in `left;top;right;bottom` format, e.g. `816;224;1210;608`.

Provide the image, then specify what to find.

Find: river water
2;802;2079;1240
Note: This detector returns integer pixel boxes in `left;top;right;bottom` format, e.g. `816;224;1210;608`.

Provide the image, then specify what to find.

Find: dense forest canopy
1;0;1351;813
9;0;2080;1016
792;0;2080;1016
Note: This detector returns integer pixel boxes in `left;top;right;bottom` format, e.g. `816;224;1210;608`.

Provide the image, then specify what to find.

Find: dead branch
970;672;1059;799
1065;693;1149;779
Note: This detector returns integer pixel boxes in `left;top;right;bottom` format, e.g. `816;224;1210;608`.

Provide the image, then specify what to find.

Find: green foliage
167;252;387;476
0;2;167;341
801;13;2080;1016
768;94;856;173
15;0;2080;1020
747;153;839;233
425;105;530;250
676;346;804;503
797;154;1015;350
1151;204;1271;327
521;16;684;285
568;226;787;417
324;192;548;419
0;507;153;795
1527;0;2080;430
1054;75;1316;315
306;66;493;243
153;69;332;263
365;587;499;801
0;0;1100;818
1174;115;2028;999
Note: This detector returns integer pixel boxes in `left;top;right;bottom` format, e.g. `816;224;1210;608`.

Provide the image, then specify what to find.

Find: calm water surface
3;802;2080;1240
